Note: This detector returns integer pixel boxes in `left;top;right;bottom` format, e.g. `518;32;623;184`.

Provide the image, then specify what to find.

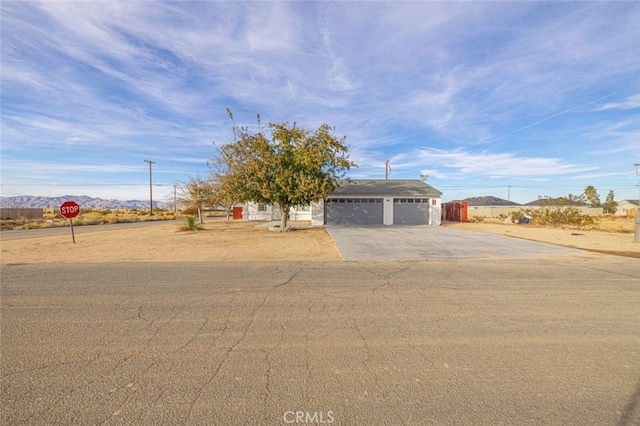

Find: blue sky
1;1;639;204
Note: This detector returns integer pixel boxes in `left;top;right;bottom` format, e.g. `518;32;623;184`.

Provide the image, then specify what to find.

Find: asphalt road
2;258;639;425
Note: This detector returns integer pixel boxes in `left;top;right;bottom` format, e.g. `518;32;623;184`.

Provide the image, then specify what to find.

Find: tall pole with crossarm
144;160;155;216
635;164;640;244
635;163;640;205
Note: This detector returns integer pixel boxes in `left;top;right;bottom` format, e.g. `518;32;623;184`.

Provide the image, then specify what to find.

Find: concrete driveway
325;225;584;260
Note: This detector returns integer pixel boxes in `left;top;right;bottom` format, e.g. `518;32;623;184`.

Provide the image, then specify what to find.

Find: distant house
450;196;521;218
615;199;639;216
445;195;605;218
524;198;602;216
524;198;584;207
465;196;521;207
241;179;443;226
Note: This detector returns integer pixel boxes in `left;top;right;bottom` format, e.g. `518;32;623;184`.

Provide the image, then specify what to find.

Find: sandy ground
445;222;640;258
1;220;638;264
0;220;342;264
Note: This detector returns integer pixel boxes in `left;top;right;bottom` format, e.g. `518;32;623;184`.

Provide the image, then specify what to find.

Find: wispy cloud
388;148;594;179
2;1;639;202
597;94;640;111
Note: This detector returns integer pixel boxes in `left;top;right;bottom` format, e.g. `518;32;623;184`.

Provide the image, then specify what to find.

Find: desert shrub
178;216;204;232
111;216;133;223
511;207;596;228
468;215;485;223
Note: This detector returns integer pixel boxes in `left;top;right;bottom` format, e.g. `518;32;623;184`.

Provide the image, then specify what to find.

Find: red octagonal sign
60;201;80;219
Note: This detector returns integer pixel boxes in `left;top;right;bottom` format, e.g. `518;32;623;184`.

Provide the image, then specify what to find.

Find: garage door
393;198;430;225
324;198;383;225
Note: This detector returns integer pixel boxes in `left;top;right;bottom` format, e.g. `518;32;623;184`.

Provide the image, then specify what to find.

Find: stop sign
60;201;80;219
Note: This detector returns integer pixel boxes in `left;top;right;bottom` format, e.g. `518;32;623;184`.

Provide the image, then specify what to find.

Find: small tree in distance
213;109;356;229
210;173;239;220
583;185;601;207
602;190;618;214
177;176;215;224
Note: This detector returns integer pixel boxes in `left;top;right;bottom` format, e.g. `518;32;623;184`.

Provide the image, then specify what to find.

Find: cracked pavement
1;259;639;425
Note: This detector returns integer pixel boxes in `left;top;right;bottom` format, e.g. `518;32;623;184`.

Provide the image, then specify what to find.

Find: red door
232;206;243;220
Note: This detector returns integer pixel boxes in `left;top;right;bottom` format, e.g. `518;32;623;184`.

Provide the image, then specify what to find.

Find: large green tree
214;111;356;228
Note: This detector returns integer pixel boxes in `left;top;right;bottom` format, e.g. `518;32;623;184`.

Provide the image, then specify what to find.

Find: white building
241;179;443;226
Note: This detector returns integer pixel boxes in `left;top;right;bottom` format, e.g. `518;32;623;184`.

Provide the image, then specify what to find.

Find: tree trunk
280;204;289;229
198;206;203;224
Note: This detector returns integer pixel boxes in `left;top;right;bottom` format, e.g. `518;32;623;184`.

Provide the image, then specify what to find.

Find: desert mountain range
0;195;172;210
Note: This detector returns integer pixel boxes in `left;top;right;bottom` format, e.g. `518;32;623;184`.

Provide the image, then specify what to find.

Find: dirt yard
0;220;342;264
1;219;638;264
445;221;640;258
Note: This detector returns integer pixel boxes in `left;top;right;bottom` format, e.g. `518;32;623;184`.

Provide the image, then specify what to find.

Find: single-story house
524;198;603;216
616;199;639;216
240;179;443;226
448;196;521;218
445;196;605;218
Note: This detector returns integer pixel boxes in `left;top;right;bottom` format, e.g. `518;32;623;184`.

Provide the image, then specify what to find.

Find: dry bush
468;216;485;223
509;207;597;228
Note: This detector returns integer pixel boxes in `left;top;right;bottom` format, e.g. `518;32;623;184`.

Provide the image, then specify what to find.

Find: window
257;203;266;212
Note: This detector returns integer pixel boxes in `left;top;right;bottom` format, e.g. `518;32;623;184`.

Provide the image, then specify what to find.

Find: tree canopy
213;111;356;228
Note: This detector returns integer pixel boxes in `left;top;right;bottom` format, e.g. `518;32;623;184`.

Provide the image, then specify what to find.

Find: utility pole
173;184;177;215
635;163;640;207
635;164;640;244
385;160;390;180
144;160;155;216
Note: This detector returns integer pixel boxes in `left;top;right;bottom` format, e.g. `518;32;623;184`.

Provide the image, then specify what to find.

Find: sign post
59;201;80;243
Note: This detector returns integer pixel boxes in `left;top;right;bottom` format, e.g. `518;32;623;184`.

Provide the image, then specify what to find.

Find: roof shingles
330;179;442;197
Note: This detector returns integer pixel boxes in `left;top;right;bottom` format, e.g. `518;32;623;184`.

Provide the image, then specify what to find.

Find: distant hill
0;195;173;210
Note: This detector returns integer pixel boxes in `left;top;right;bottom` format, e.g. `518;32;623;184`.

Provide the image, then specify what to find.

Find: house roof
461;196;521;207
524;198;584;206
330;179;442;197
619;199;639;206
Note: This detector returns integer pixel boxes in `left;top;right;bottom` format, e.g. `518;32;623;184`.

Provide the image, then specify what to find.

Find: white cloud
397;148;594;178
597;94;640;111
